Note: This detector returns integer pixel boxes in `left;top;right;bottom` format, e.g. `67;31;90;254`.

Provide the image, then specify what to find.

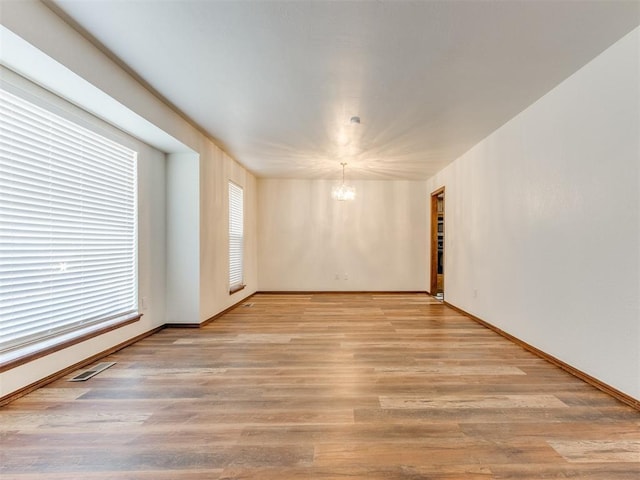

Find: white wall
166;153;200;324
427;28;640;400
258;179;428;291
0;0;258;398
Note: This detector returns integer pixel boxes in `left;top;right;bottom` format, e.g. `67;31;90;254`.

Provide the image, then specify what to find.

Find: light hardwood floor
1;293;639;479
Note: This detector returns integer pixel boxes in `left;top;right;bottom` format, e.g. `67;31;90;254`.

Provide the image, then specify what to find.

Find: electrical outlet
473;289;478;298
141;296;149;310
343;273;349;280
335;274;340;280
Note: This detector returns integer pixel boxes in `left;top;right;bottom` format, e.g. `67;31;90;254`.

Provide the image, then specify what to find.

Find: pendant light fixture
331;162;356;201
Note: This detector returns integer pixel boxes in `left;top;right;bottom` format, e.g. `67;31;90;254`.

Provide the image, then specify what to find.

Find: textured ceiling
50;0;640;180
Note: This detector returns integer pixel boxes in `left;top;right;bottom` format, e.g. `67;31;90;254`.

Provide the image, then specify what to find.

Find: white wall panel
427;28;640;400
258;179;428;291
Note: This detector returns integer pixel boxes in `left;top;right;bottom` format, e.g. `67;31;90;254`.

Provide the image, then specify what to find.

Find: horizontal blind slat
0;87;138;354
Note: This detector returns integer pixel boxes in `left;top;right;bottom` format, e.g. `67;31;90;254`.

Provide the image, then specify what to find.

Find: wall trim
166;293;256;328
444;301;640;411
430;186;445;295
199;292;256;327
0;313;142;373
229;284;246;295
257;291;430;295
0;325;163;407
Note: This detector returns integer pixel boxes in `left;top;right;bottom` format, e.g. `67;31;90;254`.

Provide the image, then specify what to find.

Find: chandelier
331;162;356;201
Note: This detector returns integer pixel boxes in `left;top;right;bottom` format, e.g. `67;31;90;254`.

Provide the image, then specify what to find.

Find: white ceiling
49;0;640;180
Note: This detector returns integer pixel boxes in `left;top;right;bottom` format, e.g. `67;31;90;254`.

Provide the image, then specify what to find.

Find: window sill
0;313;142;372
229;284;246;295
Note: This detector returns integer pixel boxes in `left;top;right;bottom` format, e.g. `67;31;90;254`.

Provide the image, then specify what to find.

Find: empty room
0;0;639;478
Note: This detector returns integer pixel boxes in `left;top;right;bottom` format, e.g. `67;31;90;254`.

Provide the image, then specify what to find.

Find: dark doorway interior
430;188;445;299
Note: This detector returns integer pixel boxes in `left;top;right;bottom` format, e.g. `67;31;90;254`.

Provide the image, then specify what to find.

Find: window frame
228;181;244;294
0;84;141;370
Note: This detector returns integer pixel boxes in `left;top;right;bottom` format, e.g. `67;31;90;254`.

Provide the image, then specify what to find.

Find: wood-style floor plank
1;293;639;479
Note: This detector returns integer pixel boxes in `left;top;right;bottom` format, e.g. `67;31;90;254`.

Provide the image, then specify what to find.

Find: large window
228;181;244;293
0;87;138;358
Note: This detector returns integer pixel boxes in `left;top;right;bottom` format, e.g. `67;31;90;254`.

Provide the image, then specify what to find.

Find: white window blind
228;181;244;291
0;87;138;354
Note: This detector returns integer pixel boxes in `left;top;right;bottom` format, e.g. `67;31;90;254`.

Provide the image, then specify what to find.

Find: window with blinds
228;181;244;293
0;87;138;355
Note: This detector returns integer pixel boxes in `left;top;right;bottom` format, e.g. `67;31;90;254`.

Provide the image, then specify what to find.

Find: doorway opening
430;187;445;300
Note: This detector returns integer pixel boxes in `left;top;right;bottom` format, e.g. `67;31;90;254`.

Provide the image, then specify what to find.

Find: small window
0;87;138;356
228;181;244;293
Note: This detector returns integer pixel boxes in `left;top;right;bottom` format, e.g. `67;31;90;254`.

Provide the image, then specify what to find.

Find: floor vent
69;362;116;382
243;302;254;307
